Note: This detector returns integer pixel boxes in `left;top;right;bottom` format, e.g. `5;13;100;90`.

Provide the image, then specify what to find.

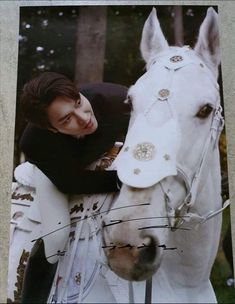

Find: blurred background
14;5;234;302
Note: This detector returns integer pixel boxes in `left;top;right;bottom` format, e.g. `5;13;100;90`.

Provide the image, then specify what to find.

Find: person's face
47;94;98;137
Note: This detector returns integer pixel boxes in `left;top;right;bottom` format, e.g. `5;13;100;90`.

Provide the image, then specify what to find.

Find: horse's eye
196;104;214;119
124;95;133;111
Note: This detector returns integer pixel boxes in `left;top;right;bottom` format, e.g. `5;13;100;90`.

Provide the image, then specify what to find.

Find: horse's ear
194;7;220;77
140;8;169;66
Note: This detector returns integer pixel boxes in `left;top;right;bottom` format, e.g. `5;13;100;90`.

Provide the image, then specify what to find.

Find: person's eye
196;104;214;119
63;116;72;124
75;98;81;108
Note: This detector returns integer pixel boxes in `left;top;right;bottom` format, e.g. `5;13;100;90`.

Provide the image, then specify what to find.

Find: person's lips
84;117;93;129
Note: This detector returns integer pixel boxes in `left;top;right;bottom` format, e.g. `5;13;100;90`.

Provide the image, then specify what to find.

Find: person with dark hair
19;72;130;302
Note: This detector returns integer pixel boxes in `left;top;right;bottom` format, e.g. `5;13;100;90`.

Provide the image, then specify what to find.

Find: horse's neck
152;266;217;303
153;221;219;303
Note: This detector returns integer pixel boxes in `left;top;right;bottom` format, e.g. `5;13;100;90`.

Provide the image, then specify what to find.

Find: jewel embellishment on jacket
133;142;156;161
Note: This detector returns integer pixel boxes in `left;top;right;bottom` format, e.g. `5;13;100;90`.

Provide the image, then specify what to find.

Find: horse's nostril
138;236;157;264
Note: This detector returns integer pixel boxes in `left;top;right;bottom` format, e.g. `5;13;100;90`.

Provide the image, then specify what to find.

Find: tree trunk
74;6;107;85
173;6;184;46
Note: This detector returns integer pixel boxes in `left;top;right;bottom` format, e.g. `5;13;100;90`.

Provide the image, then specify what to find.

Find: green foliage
17;5;215;93
211;208;235;303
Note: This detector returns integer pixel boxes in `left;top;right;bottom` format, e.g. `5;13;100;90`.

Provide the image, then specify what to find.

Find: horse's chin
108;253;161;281
104;235;162;281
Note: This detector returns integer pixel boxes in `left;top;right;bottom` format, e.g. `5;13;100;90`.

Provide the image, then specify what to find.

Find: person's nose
74;109;88;125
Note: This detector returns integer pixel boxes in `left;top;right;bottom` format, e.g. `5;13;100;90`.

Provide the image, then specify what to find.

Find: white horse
102;7;229;303
8;7;228;304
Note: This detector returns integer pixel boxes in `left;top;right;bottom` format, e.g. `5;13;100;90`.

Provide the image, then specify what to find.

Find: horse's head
103;7;223;282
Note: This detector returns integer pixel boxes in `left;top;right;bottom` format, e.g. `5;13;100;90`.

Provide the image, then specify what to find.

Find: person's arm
20;124;120;195
37;158;119;194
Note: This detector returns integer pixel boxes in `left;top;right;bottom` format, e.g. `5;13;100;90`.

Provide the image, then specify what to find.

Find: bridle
160;102;228;230
162;104;229;231
133;47;230;304
144;47;230;230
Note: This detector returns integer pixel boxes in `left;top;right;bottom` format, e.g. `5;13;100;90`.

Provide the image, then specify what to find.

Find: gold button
170;55;183;63
133;142;156;161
